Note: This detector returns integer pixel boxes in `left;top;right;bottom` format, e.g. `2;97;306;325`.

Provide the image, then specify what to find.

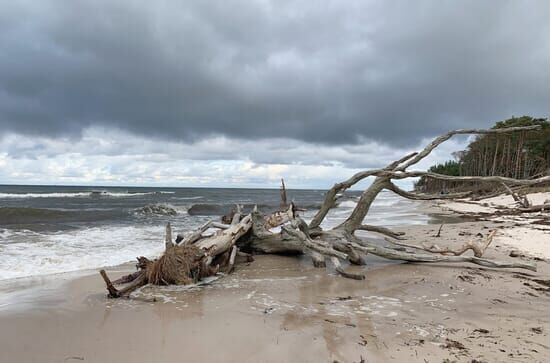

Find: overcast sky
0;1;548;188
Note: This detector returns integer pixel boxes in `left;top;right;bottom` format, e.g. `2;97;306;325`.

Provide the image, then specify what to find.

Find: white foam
0;192;91;198
0;191;174;199
0;225;164;280
338;200;358;208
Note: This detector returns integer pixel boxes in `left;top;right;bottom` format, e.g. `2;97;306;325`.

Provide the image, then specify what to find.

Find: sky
0;1;549;189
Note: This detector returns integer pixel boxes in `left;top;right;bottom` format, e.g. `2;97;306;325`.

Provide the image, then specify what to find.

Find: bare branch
281;225;348;260
181;220;215;245
389;230;496;258
350;241;536;271
231;204;243;225
385;151;418;170
309;153;421;230
339;177;388;233
330;257;365;280
385;181;472;200
500;182;531;208
308;169;385;230
396;125;542;171
225;246;238;274
377;171;550;185
309;251;326;268
165;223;173;250
356;224;406;239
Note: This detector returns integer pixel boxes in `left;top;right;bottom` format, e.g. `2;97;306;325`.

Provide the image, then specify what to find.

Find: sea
0;185;433;281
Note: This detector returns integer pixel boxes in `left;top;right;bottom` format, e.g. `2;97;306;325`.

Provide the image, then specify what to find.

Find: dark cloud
1;1;549;146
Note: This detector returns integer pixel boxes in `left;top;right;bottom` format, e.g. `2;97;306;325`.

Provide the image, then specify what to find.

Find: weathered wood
501;182;531;208
391;230;496;258
225;246;238;274
231;204;243;225
165;223;173;250
310;251;326;268
385;181;472;200
330;257;365;280
350;241;536;271
100;125;545;299
112;270;142;285
100;269;120;298
376;171;550;186
196;215;252;257
181;220;215;245
100;269;147;298
356;224;406;240
395;125;541;171
264;203;295;229
280;178;288;210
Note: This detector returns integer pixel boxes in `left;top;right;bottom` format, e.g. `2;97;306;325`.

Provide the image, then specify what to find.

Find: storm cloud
1;1;549;146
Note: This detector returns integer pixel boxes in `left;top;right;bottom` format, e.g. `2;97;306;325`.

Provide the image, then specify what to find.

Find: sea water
0;185;431;280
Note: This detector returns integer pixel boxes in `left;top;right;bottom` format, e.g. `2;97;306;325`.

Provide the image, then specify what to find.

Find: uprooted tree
100;125;550;298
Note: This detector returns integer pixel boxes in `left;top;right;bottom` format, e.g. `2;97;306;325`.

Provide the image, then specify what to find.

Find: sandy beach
2;2;549;362
1;196;549;363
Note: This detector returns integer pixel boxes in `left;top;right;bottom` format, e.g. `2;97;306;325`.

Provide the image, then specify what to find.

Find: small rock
509;250;525;258
444;338;467;350
473;328;490;334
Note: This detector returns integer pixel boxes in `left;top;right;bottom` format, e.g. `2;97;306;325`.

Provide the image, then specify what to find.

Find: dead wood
112;270;142;285
355;224;406;240
501;182;531;208
391;230;497;257
280;178;288;210
330;257;365;280
100;125;546;298
225;246;238;274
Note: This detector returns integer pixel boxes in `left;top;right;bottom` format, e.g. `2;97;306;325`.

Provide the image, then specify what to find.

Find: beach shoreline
1;200;549;363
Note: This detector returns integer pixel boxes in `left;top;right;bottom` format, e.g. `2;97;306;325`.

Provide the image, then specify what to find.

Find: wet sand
1;220;549;363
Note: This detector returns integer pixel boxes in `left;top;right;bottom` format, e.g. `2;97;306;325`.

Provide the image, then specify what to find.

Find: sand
438;192;550;260
1;214;549;362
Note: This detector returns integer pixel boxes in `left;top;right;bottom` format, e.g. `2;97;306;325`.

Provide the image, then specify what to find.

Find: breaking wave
0;190;174;199
0;225;165;280
134;204;180;216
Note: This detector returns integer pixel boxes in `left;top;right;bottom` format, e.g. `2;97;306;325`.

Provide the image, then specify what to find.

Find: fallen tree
100;125;548;298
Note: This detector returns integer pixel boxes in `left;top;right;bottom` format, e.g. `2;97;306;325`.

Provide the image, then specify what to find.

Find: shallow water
0;185;436;280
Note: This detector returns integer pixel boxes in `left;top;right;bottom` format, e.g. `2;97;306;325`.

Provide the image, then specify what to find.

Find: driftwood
100;125;546;298
501;182;531;208
392;230;497;257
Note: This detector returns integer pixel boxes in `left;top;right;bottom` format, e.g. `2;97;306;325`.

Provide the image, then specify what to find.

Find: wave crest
0;190;175;199
134;204;179;216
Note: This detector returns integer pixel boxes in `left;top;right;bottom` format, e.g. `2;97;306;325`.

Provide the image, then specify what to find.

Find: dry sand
437;191;550;260
1;213;549;362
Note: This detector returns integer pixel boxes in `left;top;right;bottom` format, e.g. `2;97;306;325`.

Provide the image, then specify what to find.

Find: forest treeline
415;116;550;193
